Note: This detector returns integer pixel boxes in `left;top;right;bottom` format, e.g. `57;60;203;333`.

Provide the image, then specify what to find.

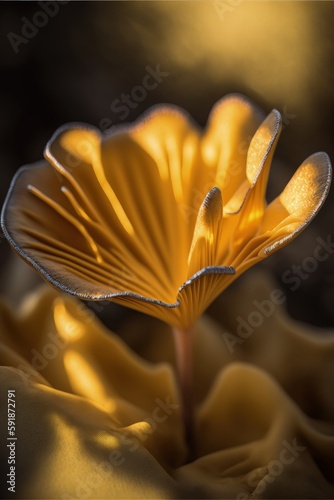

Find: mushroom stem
172;325;195;457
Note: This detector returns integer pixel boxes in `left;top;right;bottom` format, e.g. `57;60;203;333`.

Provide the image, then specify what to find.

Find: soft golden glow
64;350;117;413
125;2;317;111
1;95;331;328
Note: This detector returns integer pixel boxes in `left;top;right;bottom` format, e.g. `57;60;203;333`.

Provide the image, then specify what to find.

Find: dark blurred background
1;1;334;327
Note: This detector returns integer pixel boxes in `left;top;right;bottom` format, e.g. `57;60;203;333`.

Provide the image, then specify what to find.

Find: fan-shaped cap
1;94;331;328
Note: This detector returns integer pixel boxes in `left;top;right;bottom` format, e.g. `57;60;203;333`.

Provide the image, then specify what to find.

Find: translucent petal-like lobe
45;125;101;171
188;187;223;275
246;109;282;186
100;124;193;283
129;106;205;229
225;111;282;247
2;161;181;308
202;94;264;204
223;109;282;219
259;152;332;255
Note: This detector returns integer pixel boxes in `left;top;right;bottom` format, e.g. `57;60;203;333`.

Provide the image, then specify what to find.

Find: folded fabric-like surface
0;270;333;499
